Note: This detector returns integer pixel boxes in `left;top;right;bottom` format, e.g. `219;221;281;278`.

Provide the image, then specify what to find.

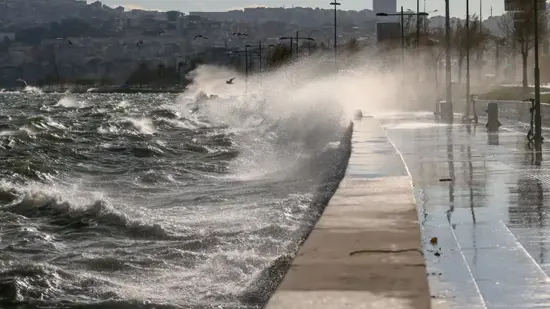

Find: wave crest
0;183;179;240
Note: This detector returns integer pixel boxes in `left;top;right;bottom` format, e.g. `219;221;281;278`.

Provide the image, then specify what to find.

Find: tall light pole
330;1;341;61
401;6;408;68
293;31;316;55
279;36;294;59
466;0;471;117
534;0;542;146
244;45;250;78
307;30;319;55
416;0;421;50
445;0;453;123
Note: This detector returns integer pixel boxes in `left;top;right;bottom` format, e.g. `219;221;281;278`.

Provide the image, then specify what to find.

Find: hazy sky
103;0;506;19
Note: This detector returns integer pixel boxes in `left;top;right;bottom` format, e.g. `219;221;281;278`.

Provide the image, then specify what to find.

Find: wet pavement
266;118;430;309
380;112;550;309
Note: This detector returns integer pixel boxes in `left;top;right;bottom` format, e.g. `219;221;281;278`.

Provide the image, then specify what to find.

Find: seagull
226;77;236;85
194;35;208;40
16;78;28;87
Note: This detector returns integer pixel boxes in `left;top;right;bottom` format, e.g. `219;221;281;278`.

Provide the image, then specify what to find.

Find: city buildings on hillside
0;0;515;87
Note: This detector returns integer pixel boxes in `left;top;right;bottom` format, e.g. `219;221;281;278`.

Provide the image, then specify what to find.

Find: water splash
57;96;88;108
23;86;44;94
122;118;157;135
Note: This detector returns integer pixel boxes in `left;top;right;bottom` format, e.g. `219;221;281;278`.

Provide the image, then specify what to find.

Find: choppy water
0;89;350;308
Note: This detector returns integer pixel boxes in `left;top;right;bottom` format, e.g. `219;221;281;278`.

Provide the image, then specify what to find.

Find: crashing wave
0;183;181;241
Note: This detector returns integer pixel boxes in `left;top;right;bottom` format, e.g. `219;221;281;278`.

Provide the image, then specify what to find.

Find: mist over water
0;55;404;308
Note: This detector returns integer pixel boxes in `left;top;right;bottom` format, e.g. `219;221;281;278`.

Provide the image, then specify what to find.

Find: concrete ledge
265;118;430;309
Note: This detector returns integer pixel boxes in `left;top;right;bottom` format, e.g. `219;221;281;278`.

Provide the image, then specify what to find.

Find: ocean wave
97;117;157;136
154;117;199;131
121;118;156;135
0;184;181;241
150;108;180;120
0;262;116;304
0;64;355;308
57;97;88;108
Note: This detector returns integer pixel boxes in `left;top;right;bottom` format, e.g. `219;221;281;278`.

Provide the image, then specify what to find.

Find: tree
452;15;490;84
499;5;547;94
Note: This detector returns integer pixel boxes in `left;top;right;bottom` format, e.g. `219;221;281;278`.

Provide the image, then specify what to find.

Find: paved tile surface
381;112;550;309
266;118;430;309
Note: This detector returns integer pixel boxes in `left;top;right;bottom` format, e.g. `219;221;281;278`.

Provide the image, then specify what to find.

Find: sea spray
0;55;363;308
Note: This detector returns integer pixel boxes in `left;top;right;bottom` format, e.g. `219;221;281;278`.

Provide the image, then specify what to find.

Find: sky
103;0;506;19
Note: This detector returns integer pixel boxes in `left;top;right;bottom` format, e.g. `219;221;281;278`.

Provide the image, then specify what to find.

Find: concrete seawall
265;117;431;309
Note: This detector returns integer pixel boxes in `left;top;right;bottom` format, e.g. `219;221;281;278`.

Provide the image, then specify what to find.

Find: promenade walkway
382;112;550;309
268;112;550;309
266;117;430;309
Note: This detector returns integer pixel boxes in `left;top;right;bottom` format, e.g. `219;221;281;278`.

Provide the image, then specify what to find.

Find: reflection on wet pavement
380;114;550;309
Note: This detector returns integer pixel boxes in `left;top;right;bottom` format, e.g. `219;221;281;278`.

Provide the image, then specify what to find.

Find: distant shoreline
1;87;184;94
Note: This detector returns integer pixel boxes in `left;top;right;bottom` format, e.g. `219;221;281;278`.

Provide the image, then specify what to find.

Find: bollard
486;102;501;132
471;95;478;124
439;101;453;123
434;99;441;118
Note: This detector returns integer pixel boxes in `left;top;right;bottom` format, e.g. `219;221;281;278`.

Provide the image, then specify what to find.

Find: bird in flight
232;32;249;37
68;40;74;46
136;40;144;46
194;35;208;40
226;77;236;84
16;78;28;87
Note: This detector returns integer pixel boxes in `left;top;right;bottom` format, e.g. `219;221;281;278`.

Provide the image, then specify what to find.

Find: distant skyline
104;0;506;19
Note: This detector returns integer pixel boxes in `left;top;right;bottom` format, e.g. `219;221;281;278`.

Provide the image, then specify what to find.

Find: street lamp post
246;42;276;72
466;0;471;118
296;31;299;54
292;31;316;55
279;37;294;58
330;1;341;60
280;36;314;59
445;0;453;123
401;6;405;70
416;0;420;50
306;30;319;55
244;45;250;78
534;0;542;146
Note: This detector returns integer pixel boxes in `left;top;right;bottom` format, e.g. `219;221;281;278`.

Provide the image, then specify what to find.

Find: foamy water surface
0;68;351;309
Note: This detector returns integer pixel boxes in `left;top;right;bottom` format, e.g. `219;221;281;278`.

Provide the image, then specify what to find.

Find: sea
0;67;352;309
